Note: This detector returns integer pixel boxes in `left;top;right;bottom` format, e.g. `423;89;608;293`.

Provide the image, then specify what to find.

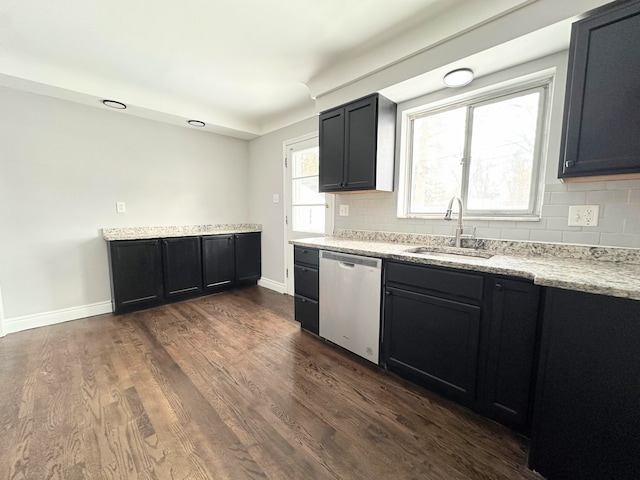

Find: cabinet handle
301;298;307;303
302;249;308;253
339;182;344;187
235;235;239;239
565;160;575;169
385;290;392;296
301;268;307;272
495;283;503;291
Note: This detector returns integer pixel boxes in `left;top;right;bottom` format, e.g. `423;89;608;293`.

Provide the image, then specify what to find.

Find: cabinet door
162;237;203;299
109;240;164;314
295;295;319;335
530;288;640;479
319;107;346;192
384;287;481;404
344;95;377;190
234;232;261;284
559;2;640;178
202;235;235;293
480;278;539;432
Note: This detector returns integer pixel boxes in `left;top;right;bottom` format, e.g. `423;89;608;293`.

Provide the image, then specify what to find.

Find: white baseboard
3;301;113;335
257;277;286;294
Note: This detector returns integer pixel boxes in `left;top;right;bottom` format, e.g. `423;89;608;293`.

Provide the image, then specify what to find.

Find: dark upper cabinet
559;1;640;180
162;237;203;299
202;234;235;293
478;277;540;433
319;93;396;193
530;288;640;479
234;232;261;284
108;240;164;314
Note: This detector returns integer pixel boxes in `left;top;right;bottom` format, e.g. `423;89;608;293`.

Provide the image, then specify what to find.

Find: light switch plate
272;194;280;203
568;205;599;226
116;202;126;214
339;204;349;216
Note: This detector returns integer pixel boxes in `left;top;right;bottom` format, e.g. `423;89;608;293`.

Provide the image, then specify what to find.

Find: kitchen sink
405;246;494;259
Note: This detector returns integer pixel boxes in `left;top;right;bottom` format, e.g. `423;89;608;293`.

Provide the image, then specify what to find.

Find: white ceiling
0;0;611;139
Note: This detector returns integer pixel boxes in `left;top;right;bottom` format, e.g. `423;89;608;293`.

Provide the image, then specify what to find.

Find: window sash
401;82;549;219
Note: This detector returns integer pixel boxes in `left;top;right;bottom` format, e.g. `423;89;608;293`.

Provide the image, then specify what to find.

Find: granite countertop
291;230;640;301
103;223;261;241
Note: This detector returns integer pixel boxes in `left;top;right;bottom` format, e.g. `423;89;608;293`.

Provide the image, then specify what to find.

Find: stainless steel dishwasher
319;250;382;364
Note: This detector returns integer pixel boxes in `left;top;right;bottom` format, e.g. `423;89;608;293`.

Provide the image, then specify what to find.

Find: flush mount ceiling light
443;68;475;88
102;99;127;109
187;120;205;127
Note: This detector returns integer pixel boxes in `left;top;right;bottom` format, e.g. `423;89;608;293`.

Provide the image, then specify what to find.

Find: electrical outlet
568;205;599;226
272;194;280;203
339;204;349;216
116;202;126;214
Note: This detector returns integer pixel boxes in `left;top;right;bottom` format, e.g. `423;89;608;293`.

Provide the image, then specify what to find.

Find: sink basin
405;246;493;259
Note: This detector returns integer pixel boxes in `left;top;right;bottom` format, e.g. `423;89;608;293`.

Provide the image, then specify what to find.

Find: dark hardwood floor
0;286;543;480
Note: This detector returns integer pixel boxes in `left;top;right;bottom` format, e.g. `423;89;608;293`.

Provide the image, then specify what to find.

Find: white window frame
397;78;551;221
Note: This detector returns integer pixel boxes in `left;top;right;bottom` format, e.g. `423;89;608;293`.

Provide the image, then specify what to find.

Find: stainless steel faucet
444;196;475;247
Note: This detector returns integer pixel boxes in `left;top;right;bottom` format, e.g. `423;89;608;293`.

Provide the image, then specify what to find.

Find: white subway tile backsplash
562;232;601;245
567;181;609;191
530;230;563;242
629;190;640;204
624;218;640;234
500;229;531;241
600;233;640;248
333;181;639;248
606;180;640;190
550;191;587;205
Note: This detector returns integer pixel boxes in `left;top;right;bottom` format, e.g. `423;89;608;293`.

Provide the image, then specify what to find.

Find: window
399;83;549;218
291;144;327;233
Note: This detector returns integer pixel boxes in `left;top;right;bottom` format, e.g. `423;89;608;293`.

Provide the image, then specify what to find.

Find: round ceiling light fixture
102;99;127;109
443;68;475;88
187;120;206;127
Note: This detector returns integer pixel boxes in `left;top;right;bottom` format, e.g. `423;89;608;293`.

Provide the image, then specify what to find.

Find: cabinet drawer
294;247;319;267
294;264;319;300
386;261;483;303
295;295;319;335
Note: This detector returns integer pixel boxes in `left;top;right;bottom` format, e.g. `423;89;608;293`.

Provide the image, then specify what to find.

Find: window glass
291;145;326;233
400;83;547;218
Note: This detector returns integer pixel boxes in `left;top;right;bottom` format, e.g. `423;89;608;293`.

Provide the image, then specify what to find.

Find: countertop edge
290;238;640;302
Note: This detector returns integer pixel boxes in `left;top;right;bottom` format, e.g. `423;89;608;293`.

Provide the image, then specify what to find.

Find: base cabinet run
383;260;540;432
109;232;261;314
293;247;319;334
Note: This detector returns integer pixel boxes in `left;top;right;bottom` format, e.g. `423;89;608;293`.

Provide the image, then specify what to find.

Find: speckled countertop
103;224;261;241
291;229;640;301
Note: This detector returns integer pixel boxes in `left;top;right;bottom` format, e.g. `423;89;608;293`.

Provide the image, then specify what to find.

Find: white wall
248;116;318;286
0;87;250;324
333;52;640;248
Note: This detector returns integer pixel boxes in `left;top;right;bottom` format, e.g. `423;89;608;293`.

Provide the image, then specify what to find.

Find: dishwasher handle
339;261;355;268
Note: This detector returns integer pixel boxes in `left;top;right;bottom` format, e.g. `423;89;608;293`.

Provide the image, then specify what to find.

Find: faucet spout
444;196;465;247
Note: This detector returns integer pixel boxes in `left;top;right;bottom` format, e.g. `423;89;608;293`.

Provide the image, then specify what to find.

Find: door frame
282;132;333;296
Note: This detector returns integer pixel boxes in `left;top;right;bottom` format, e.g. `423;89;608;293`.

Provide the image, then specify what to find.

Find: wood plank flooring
0;286;544;480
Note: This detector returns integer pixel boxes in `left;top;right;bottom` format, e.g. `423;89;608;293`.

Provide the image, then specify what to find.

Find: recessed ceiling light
102;99;127;109
187;120;205;127
443;68;475;88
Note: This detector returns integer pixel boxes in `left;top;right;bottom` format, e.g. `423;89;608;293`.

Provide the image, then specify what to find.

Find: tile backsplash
334;180;640;248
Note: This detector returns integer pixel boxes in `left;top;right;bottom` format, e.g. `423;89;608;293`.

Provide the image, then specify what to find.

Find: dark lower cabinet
234;232;261;284
108;240;164;314
293;247;319;334
202;234;235;293
479;278;540;433
529;288;640;480
383;261;541;432
162;237;203;299
108;232;261;314
384;286;481;404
